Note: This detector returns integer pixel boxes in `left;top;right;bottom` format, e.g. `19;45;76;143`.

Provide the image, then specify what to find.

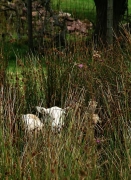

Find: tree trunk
94;0;128;45
113;0;128;31
107;0;113;45
27;0;33;52
94;0;107;45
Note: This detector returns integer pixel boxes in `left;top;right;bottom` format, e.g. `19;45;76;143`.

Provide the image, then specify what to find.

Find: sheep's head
36;106;52;122
36;106;48;115
36;106;67;130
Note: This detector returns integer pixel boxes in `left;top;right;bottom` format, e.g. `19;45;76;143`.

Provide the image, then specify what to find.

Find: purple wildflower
77;64;84;68
96;139;101;143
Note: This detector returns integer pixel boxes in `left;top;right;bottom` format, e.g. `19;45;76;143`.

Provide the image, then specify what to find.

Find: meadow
52;0;95;20
1;0;131;180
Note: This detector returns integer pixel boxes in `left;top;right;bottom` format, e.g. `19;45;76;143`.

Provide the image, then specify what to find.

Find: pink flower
96;139;101;143
77;64;84;68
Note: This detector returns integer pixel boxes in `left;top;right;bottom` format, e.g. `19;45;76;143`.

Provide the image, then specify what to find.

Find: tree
107;0;113;45
94;0;128;45
27;0;33;52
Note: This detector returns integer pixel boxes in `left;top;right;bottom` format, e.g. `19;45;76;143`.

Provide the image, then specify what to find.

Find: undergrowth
1;36;131;179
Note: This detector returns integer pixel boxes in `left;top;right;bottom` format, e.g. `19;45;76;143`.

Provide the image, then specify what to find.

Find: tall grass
1;0;131;179
1;34;131;179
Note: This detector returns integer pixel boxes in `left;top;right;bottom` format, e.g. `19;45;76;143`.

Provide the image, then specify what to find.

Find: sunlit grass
52;0;96;20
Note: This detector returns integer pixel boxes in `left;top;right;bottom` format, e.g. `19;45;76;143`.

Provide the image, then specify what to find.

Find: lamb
36;106;66;131
36;102;100;130
21;114;44;132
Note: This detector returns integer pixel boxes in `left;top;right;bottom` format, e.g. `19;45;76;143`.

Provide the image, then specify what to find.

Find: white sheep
36;106;66;131
21;114;44;132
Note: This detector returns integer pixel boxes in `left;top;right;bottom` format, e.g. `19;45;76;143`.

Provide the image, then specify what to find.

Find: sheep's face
36;106;48;115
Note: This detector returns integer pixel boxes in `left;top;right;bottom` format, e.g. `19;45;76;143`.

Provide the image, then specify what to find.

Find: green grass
2;0;131;71
1;2;131;178
52;0;131;20
52;0;95;20
128;0;131;13
1;41;131;179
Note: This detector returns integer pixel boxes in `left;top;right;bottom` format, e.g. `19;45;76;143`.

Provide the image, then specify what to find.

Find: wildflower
93;50;101;60
96;139;101;143
92;114;100;124
77;64;84;68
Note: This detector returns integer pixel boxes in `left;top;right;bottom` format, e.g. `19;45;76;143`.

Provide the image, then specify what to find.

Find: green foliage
1;0;131;179
1;38;131;179
52;0;96;20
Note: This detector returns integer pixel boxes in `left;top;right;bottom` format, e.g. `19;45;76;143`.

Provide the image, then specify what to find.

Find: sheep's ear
36;106;47;115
